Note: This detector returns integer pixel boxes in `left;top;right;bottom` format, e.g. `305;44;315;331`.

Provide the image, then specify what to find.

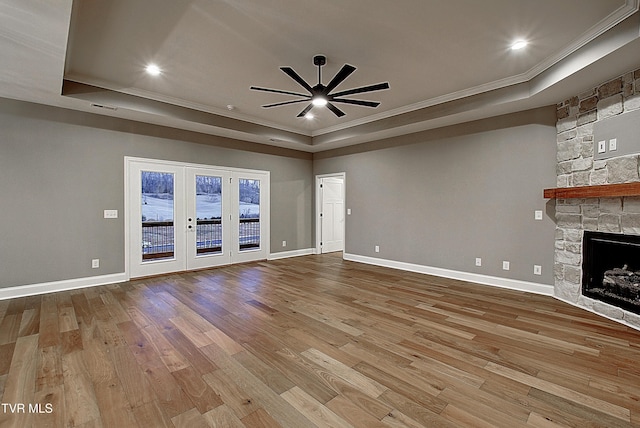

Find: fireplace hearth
583;231;640;315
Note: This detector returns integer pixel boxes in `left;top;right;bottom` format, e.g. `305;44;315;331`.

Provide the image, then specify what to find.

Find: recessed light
511;40;528;50
145;64;161;76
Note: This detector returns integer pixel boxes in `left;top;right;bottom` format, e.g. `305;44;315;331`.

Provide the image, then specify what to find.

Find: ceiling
2;0;640;152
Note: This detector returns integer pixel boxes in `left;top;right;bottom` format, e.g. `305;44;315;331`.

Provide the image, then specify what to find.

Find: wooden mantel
544;182;640;199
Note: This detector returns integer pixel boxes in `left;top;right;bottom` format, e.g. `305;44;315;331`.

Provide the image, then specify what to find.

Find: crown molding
311;0;640;138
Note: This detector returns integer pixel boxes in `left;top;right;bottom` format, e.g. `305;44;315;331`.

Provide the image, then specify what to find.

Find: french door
127;158;269;278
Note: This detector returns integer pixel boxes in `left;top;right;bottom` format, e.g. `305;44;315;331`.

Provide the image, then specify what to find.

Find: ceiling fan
250;55;389;118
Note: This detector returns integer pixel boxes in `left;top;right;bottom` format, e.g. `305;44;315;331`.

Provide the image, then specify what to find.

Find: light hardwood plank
240;407;281;427
171;407;210;428
281;386;352;428
203;404;245;428
109;344;156;409
301;348;387;398
485;361;631;422
139;357;195;419
171;365;223;413
131;400;174;428
0;334;39;428
61;350;101;427
0;253;639;427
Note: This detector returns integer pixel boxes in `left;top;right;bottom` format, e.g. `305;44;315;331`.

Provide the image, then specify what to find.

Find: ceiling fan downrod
313;55;326;87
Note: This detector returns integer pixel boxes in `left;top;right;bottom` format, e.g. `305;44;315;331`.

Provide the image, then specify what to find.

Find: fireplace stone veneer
554;197;640;328
554;67;640;329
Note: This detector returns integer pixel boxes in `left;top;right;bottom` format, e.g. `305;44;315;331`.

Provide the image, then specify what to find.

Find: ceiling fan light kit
250;55;389;118
312;96;328;106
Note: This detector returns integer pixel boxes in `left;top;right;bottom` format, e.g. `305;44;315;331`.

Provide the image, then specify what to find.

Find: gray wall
0;96;558;290
0;98;313;288
314;107;558;285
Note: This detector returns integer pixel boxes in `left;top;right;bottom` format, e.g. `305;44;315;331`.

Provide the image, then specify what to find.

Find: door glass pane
141;171;174;261
239;178;260;251
195;175;222;255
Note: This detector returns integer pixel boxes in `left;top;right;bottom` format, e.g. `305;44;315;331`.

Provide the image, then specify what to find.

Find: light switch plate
598;140;606;154
534;210;543;220
609;138;617;151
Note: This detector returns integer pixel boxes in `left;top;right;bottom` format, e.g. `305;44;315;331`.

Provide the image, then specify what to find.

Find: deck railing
142;221;174;260
238;217;260;249
195;219;222;254
142;218;260;260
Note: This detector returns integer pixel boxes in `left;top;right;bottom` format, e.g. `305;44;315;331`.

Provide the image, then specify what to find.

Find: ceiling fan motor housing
313;55;326;66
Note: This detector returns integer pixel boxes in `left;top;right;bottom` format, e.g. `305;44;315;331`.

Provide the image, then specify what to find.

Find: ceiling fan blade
326;102;346;117
330;82;390;98
263;99;311;108
296;104;314;117
280;67;314;92
331;98;380;108
324;64;356;94
250;86;309;98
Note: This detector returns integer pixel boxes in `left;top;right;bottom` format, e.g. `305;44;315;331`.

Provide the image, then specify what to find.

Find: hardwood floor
1;253;639;427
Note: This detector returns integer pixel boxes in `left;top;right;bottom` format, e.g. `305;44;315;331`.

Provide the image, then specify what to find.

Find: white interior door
320;176;344;253
127;158;269;278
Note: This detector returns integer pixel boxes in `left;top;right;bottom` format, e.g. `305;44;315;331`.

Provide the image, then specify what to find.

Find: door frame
125;156;270;279
315;172;346;255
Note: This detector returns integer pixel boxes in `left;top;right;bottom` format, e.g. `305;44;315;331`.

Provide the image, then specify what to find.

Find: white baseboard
343;253;554;296
0;249;317;300
0;273;128;300
268;248;316;260
0;253;553;301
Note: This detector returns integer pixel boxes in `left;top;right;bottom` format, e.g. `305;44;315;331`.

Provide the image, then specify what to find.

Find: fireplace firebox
582;231;640;315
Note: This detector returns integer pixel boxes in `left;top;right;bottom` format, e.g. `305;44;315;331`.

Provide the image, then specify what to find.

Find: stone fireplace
553;67;640;329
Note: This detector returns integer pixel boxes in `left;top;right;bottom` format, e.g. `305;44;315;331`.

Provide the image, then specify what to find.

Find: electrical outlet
475;258;482;267
502;261;510;271
282;240;287;247
92;259;100;269
534;265;542;275
375;245;380;253
104;209;118;219
347;208;351;215
609;138;617;151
